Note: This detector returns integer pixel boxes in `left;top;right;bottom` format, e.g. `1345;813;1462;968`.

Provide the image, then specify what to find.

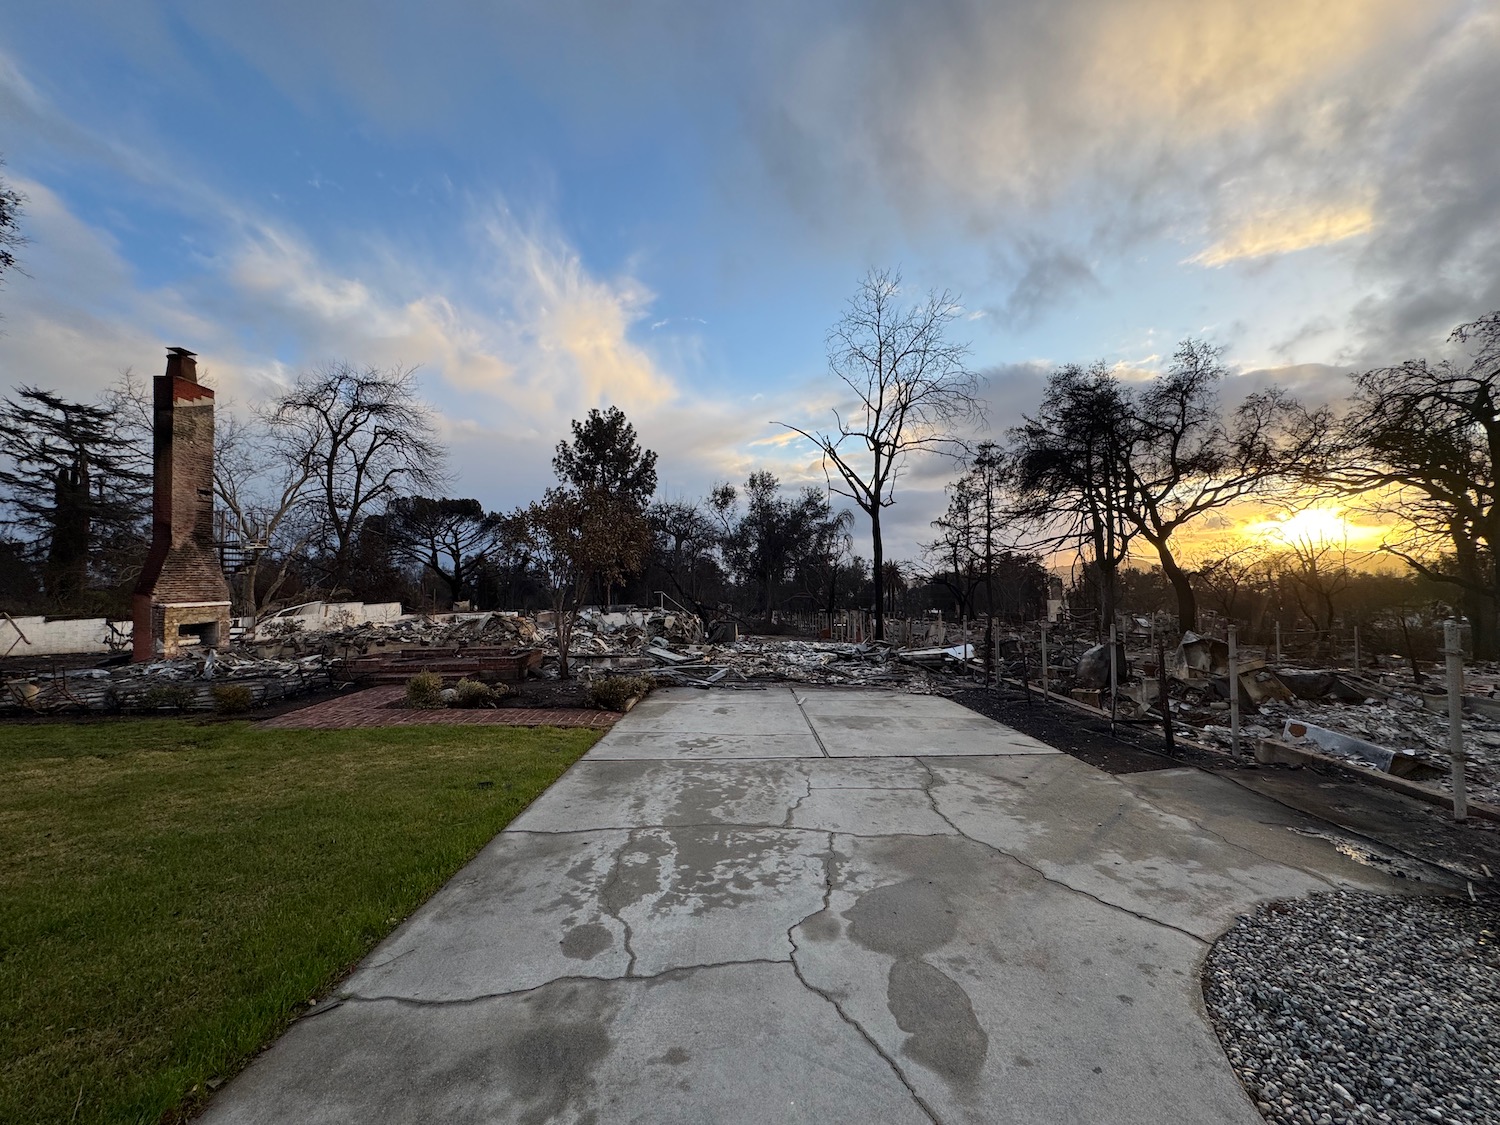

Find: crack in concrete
785;831;943;1125
599;830;641;976
806;784;927;792
782;777;814;828
340;958;794;1008
914;760;1210;947
506;824;953;839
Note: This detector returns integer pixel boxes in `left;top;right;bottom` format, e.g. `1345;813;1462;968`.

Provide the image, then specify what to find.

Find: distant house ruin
132;347;232;661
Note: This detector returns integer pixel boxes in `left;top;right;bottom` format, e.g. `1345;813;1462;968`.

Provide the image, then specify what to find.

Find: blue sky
2;1;1498;558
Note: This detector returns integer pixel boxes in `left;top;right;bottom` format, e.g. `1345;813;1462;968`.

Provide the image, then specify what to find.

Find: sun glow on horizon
1243;505;1370;549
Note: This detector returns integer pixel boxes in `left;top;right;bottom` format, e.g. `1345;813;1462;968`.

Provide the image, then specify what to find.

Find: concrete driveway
202;686;1432;1125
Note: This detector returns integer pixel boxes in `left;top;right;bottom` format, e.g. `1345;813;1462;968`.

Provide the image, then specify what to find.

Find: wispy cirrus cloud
1189;203;1376;267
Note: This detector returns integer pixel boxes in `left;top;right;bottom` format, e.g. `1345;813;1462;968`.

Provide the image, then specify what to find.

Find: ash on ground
1203;890;1499;1125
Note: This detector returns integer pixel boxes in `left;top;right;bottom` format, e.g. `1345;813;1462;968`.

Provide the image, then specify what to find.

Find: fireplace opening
177;621;219;648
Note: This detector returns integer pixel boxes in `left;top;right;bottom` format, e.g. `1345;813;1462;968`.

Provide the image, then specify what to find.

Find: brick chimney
132;347;232;661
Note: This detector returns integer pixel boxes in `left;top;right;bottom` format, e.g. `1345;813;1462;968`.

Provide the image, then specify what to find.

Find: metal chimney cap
167;346;198;357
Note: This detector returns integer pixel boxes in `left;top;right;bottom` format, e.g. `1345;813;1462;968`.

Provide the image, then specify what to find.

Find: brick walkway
261;685;621;731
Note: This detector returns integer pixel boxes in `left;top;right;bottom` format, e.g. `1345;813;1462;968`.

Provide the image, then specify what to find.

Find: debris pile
2;650;331;714
1036;623;1500;808
243;611;540;658
1165;656;1499;805
636;638;948;691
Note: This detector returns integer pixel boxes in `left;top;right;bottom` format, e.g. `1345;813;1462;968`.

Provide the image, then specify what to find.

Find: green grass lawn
0;718;600;1125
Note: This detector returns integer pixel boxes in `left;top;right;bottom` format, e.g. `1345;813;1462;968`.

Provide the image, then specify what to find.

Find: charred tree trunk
1152;539;1198;634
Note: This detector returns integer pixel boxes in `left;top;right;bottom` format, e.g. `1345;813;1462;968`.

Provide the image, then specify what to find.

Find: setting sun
1246;506;1359;547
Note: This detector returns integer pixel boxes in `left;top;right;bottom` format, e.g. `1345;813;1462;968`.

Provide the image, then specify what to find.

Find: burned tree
923;470;987;623
1010;362;1136;635
1335;312;1500;657
647;498;728;626
518;487;649;679
267;362;445;596
213;409;317;620
780;268;981;640
1010;345;1316;634
0;160;22;304
924;442;1012;667
385;496;501;607
0;386;149;607
1119;340;1317;634
552;405;657;605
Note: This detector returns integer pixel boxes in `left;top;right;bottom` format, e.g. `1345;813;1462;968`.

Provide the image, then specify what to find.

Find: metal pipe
1275;619;1282;664
1108;620;1119;734
1228;624;1240;760
1445;620;1469;822
1040;623;1050;702
1157;634;1174;756
1353;624;1361;671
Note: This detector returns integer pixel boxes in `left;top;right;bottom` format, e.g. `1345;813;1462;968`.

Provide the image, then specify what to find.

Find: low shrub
211;684;255;715
405;672;446;709
139;684;196;712
453;678;506;708
586;674;651;712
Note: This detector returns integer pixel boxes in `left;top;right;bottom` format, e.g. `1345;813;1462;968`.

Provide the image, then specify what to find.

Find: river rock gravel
1203;891;1500;1125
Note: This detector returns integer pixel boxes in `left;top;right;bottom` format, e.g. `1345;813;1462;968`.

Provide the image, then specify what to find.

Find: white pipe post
1228;624;1241;760
1444;620;1469;822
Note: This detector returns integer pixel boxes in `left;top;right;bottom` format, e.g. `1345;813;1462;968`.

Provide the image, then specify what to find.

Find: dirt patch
502;679;595;710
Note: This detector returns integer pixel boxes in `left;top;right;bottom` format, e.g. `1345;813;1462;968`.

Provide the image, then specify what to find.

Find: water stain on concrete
844;878;957;959
651;1046;692;1066
799;911;842;942
665;769;761;824
602;834;673;917
886;958;989;1086
560;922;613;961
829;715;882;731
497;1019;613;1125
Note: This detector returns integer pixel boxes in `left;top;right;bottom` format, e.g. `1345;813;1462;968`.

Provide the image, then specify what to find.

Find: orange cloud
1190;203;1376;267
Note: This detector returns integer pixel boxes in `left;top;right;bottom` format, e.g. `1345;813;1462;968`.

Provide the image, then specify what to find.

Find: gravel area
1203;891;1500;1125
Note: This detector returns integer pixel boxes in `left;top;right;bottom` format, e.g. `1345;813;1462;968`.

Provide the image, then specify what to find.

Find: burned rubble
1028;623;1500;811
10;594;1496;814
1;603;985;712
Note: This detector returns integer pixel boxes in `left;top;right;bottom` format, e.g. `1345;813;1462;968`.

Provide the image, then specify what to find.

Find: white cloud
0;161;816;527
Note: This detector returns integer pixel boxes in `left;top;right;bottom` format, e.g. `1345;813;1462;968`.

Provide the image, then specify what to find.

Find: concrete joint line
914;760;1210;947
1122;785;1344;891
783;831;943;1125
